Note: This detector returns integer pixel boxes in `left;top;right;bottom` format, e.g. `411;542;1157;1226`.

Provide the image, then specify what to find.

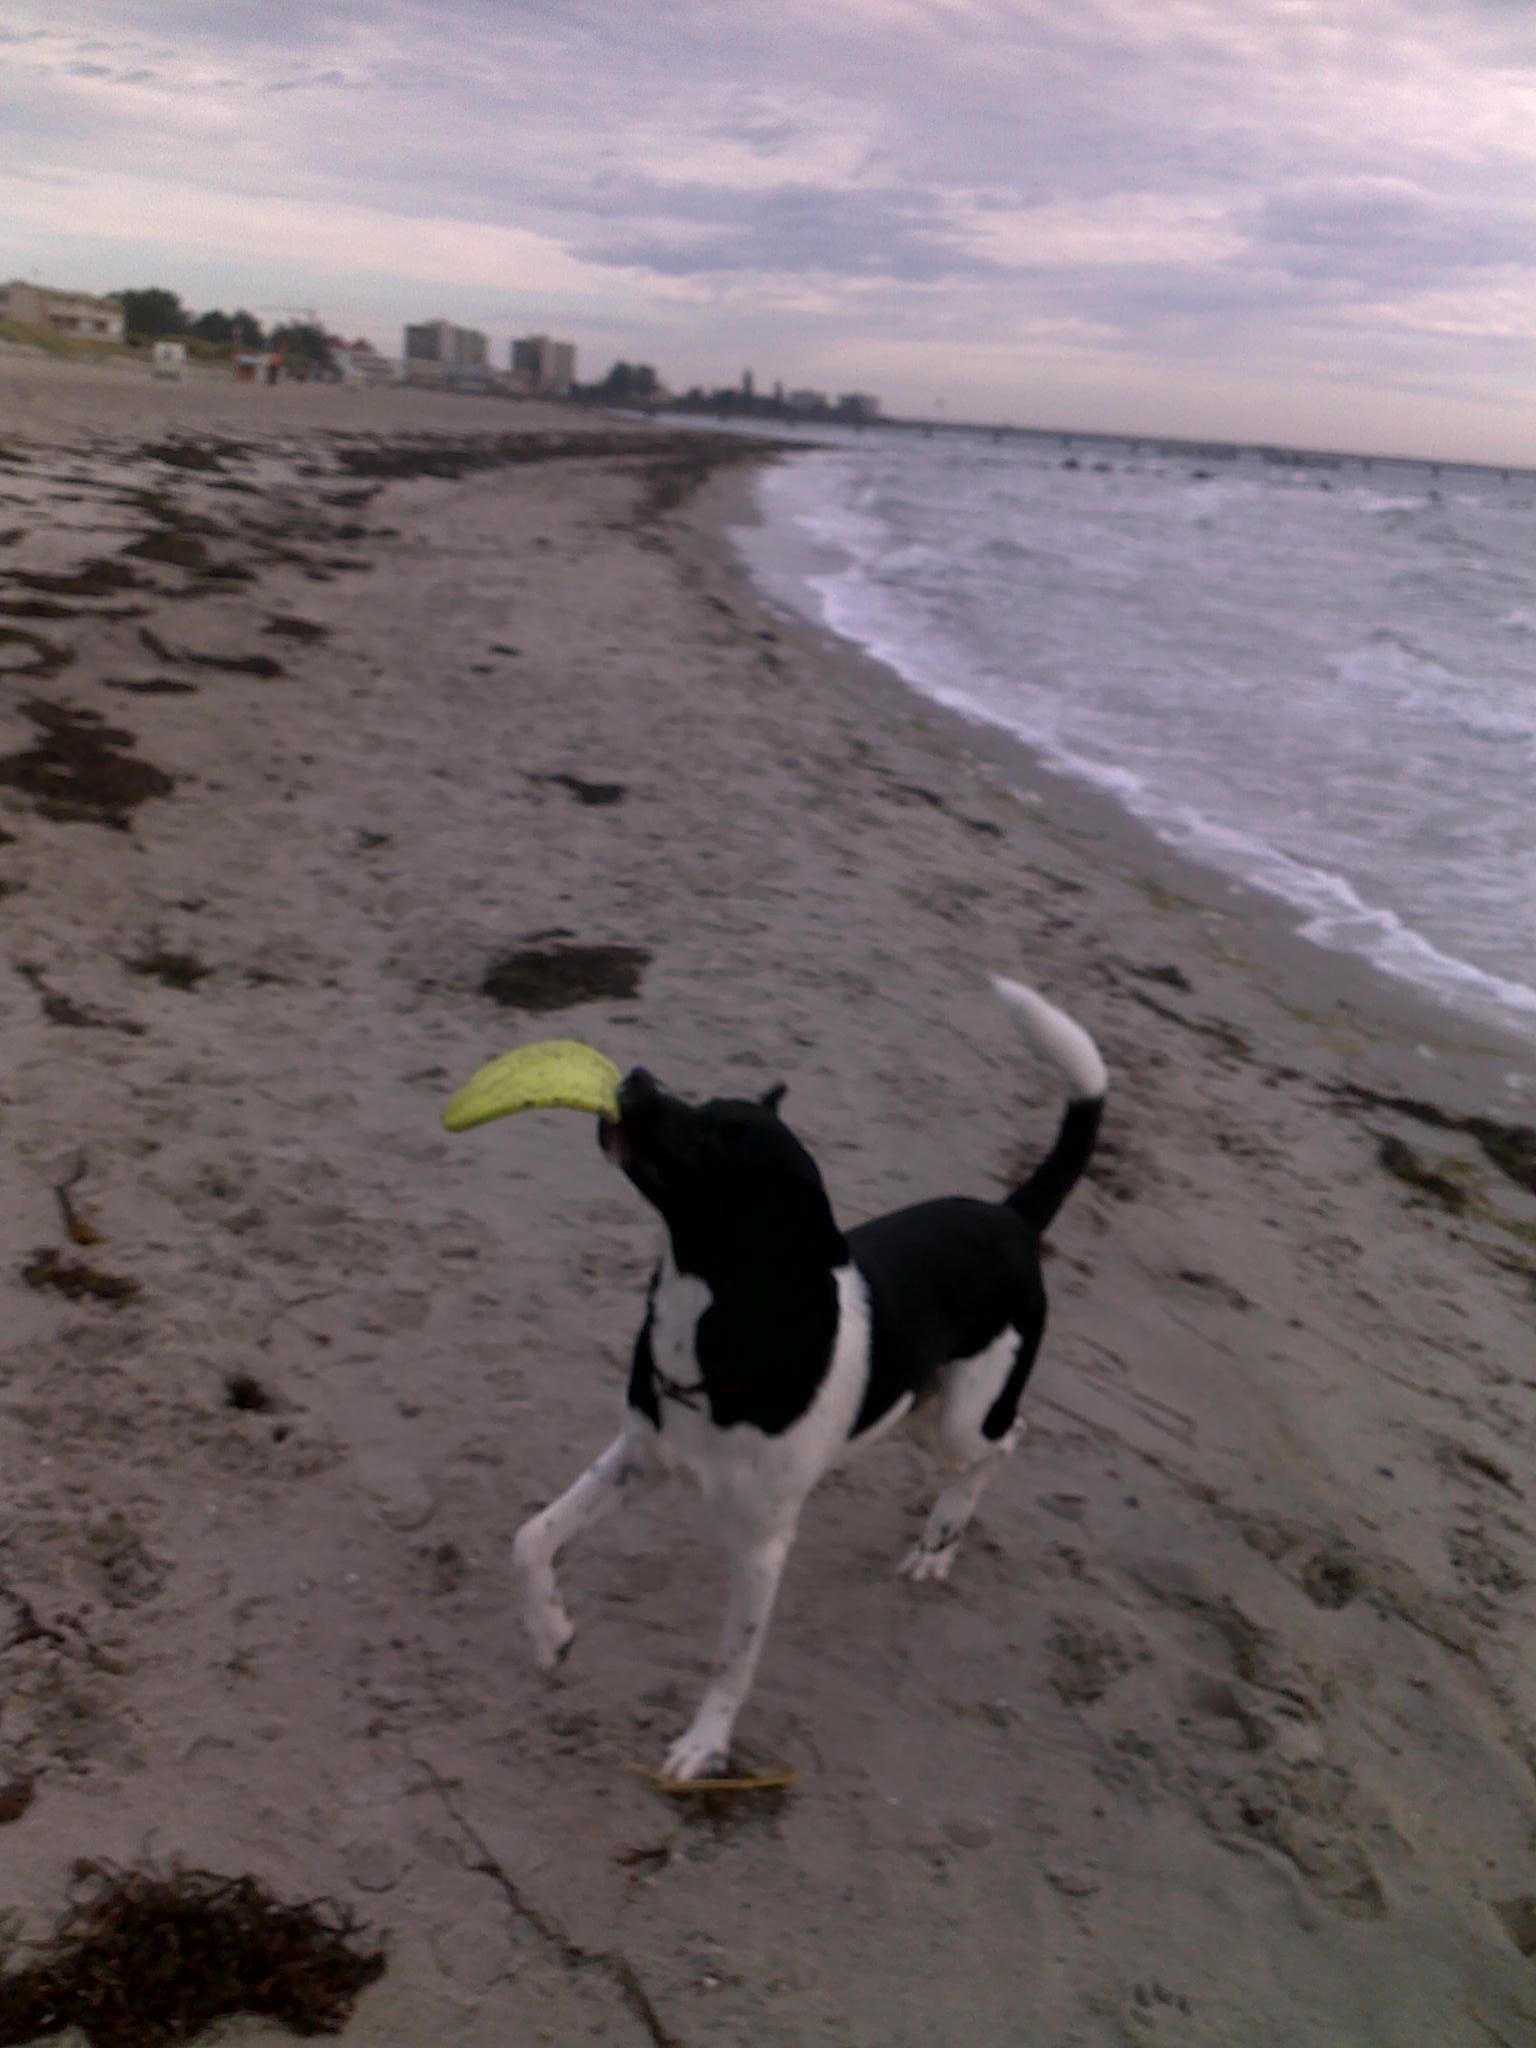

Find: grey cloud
1251;178;1533;288
6;0;1536;444
578;181;1001;283
263;67;355;93
706;115;803;157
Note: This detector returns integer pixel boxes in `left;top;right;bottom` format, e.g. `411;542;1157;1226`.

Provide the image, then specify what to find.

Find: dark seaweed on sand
125;948;212;991
1376;1135;1469;1215
9;563;141;601
1330;1083;1536;1199
0;1862;386;2047
22;1249;140;1306
481;942;649;1011
0;701;173;829
0;627;73;679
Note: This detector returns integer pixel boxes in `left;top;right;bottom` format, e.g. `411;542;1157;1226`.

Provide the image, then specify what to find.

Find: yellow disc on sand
443;1040;622;1132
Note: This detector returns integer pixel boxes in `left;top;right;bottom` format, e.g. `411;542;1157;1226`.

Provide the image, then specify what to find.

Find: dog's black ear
759;1082;788;1115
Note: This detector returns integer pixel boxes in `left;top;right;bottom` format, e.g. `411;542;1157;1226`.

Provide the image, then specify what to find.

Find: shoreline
3;360;1535;2047
694;455;1536;1117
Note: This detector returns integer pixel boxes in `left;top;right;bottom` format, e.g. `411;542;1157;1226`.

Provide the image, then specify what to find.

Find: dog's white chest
649;1258;712;1391
636;1254;876;1528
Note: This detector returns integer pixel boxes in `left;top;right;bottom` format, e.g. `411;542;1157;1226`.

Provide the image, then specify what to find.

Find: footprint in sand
1132;1562;1388;1920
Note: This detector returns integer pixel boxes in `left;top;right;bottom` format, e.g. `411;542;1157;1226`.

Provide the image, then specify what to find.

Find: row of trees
115;288;333;369
587;360;659;402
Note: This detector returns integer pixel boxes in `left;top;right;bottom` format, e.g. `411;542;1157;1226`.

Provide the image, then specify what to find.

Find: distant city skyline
4;2;1534;465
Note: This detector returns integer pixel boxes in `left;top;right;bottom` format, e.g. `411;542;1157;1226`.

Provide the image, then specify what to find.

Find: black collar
652;1363;707;1411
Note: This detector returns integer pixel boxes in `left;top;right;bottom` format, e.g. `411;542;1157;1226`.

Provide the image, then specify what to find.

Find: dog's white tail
990;977;1107;1230
990;977;1108;1101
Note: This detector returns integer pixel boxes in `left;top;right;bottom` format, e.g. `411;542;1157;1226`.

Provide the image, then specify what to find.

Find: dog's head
600;1070;845;1277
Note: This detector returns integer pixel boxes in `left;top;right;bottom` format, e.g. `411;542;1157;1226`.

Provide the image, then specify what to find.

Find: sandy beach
3;353;1535;2047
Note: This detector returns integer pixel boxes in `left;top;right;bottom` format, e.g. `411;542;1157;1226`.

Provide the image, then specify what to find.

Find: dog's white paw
662;1725;730;1783
512;1531;574;1671
898;1541;957;1584
521;1592;574;1672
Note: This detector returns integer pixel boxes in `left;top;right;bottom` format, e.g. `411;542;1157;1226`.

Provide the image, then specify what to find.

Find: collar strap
653;1364;706;1410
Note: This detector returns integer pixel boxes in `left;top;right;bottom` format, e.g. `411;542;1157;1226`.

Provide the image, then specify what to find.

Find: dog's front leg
663;1520;795;1782
511;1431;662;1671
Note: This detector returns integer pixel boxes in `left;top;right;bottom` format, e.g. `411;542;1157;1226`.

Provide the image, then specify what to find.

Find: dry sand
2;353;1535;2047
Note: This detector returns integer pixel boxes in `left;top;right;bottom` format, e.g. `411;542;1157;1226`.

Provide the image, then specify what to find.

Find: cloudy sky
5;1;1534;461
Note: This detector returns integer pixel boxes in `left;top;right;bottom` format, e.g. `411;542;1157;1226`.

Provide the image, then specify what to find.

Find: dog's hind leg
663;1519;797;1782
898;1447;1013;1584
511;1431;663;1670
899;1304;1042;1585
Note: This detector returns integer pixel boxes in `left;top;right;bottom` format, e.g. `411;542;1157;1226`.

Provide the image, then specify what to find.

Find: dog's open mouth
598;1114;633;1168
599;1068;667;1180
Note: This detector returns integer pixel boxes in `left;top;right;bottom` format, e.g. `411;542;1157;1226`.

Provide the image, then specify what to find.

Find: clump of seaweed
0;701;174;829
21;1248;140;1307
263;615;330;643
481;942;649;1011
125;949;212;992
224;1372;276;1413
1331;1083;1536;1199
0;627;73;680
10;562;140;600
527;770;627;807
0;1779;35;1827
137;439;251;473
1377;1134;1468;1215
123;531;210;573
0;1861;387;2047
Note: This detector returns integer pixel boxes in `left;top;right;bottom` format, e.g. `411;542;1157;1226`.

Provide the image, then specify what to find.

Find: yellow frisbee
443;1040;622;1132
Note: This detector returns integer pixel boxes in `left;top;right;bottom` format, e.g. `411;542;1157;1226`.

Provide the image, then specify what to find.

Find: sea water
732;427;1536;1049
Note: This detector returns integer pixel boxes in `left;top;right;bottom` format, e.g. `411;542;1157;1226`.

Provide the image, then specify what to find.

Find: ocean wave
746;442;1536;1042
829;610;1536;1025
1352;491;1429;514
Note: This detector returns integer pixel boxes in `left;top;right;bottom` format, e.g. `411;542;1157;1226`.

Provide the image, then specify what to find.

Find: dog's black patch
627;1312;663;1428
612;1079;845;1434
849;1200;1046;1437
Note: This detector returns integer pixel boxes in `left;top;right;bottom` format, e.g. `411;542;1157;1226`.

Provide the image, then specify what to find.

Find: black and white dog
511;978;1106;1780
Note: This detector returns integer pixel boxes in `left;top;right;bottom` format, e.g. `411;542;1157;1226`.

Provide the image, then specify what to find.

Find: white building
0;280;124;341
403;319;489;379
332;339;398;387
510;334;577;395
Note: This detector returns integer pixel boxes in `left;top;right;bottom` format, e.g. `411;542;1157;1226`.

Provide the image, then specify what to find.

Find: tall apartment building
0;280;124;341
403;319;489;375
510;333;577;395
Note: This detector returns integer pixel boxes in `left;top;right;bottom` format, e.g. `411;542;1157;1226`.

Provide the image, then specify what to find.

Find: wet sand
2;353;1535;2047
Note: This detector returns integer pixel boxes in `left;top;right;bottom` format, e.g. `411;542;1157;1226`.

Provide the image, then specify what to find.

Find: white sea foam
744;438;1536;1045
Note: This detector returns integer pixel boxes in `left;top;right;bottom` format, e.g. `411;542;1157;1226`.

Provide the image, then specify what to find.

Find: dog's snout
619;1067;662;1115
